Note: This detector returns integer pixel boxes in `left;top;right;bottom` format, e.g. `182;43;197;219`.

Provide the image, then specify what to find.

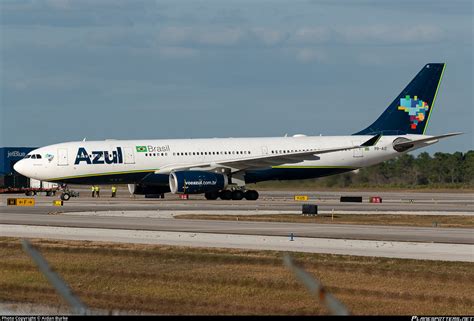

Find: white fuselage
14;134;430;183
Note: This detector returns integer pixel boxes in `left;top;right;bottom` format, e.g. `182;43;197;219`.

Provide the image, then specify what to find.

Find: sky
1;0;472;154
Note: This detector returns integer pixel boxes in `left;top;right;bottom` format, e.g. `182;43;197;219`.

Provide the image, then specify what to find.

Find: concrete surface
2;224;472;262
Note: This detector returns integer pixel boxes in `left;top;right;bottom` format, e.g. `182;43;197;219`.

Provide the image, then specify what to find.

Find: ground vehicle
0;175;59;196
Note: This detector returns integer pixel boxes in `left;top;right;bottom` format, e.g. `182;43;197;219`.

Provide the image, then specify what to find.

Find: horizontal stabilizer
393;132;463;151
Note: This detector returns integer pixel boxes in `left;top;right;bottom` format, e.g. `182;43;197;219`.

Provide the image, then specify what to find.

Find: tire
244;190;259;201
205;191;219;200
25;191;34;197
219;190;232;200
46;191;52;197
231;190;244;200
61;193;71;201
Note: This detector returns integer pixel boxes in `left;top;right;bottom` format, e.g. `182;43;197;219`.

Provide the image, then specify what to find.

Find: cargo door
58;148;68;166
123;147;135;164
352;141;363;158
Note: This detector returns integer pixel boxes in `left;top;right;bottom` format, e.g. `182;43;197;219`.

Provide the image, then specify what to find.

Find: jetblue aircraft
14;63;461;201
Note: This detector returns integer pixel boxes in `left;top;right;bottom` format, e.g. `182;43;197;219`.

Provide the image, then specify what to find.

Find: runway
0;212;472;244
2;224;472;262
0;190;473;262
1;190;473;214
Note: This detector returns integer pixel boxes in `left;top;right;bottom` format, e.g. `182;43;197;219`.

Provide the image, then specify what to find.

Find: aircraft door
123;147;135;164
58;148;68;166
261;146;268;155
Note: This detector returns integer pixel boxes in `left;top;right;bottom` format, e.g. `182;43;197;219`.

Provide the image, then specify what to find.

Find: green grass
1;237;473;315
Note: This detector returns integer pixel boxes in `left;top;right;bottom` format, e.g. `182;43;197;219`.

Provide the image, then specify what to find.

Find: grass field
175;214;474;228
1;237;473;315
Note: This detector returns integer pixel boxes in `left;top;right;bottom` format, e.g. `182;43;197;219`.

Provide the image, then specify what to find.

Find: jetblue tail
355;63;446;135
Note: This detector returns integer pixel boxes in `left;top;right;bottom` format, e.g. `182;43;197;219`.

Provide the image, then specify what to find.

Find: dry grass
1;237;473;315
175;214;474;228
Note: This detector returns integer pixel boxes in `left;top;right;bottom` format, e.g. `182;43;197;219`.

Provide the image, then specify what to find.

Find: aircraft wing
393;132;463;151
155;135;380;174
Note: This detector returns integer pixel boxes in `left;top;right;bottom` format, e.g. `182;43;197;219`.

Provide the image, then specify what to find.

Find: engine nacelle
169;171;228;194
128;184;170;195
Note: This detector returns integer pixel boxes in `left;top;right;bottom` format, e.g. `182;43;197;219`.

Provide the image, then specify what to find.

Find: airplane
14;63;461;201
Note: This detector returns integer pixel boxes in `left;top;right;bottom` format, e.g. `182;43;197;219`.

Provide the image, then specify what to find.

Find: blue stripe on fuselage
54;167;355;186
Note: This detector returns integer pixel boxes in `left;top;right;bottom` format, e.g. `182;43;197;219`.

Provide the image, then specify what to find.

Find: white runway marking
1;224;472;262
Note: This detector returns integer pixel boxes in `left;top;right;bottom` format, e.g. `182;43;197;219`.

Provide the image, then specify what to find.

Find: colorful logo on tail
398;95;430;130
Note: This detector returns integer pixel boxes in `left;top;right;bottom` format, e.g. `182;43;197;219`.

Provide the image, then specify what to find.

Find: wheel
231;190;244;200
219;190;232;200
244;190;259;201
61;193;71;201
205;191;219;200
46;191;52;197
25;191;34;196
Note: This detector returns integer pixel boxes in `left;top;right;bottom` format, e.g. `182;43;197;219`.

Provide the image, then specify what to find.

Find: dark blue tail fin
355;63;445;135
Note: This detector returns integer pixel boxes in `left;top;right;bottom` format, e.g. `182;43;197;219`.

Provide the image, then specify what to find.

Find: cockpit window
31;155;36;159
24;155;31;159
36;154;42;159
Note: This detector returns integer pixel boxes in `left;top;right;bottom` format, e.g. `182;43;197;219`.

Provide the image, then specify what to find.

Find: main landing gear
204;189;259;201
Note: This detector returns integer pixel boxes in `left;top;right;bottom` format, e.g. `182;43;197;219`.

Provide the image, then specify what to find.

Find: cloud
158;46;199;59
158;26;244;46
335;24;444;44
252;28;287;45
292;27;330;44
295;48;327;63
196;28;244;46
45;0;71;10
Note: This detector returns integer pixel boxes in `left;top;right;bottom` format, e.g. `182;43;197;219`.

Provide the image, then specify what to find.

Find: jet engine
169;171;228;194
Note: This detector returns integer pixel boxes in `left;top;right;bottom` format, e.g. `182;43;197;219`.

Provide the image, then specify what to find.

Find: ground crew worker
95;185;100;198
91;186;95;198
111;186;117;198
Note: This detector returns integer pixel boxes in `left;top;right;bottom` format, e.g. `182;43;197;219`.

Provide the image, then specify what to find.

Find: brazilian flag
136;146;147;153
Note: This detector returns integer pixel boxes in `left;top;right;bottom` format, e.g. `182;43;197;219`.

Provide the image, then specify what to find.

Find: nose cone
13;159;27;176
14;159;36;178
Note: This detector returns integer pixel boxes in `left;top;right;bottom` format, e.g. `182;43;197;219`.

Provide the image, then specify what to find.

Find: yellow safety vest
91;186;95;191
112;186;117;192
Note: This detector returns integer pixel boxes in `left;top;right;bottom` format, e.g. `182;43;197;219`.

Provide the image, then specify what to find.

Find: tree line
255;151;474;189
